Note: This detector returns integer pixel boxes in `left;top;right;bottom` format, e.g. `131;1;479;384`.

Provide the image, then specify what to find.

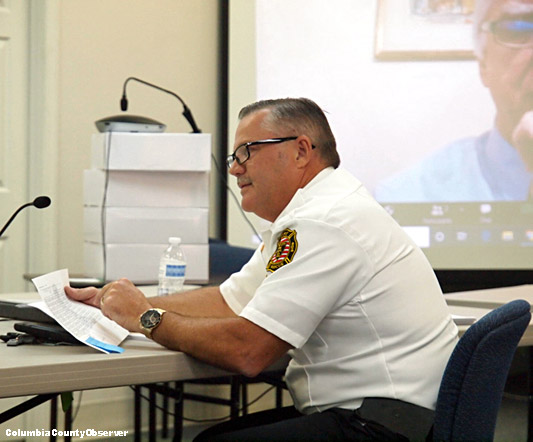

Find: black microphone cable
119;77;261;243
210;152;261;241
99;131;114;284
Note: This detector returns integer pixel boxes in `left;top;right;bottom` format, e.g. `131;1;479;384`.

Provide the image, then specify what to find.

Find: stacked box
84;132;211;284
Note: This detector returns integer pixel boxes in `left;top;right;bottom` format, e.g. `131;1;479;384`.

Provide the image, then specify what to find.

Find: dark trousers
193;406;411;442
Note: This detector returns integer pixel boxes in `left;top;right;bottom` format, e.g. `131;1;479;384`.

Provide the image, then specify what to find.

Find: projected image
239;0;533;269
375;0;533;202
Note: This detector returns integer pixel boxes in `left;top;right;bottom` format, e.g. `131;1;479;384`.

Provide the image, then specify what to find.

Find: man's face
229;109;300;222
480;0;533;133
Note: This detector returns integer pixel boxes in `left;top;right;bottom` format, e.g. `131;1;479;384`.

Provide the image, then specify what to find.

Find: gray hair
238;97;340;168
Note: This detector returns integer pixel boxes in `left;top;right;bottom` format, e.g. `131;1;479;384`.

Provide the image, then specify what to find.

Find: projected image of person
375;0;533;202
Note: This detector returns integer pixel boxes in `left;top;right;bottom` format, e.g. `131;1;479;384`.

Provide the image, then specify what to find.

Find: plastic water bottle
158;237;186;295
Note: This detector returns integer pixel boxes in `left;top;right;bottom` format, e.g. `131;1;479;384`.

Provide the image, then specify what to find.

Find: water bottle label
165;264;186;278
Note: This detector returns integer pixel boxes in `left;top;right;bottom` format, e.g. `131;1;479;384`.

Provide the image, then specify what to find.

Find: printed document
32;269;128;353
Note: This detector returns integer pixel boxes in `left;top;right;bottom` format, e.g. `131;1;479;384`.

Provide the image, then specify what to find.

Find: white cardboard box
91;132;211;171
84;242;209;284
84;207;208;244
83;169;209;207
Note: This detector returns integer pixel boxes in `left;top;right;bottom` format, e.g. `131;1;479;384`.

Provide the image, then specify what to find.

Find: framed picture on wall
374;0;476;61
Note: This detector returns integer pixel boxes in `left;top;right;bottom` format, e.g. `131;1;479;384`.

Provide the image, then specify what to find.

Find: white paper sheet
31;269;129;353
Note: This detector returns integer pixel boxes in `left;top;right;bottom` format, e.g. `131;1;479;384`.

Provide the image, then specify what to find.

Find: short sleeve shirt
221;168;458;414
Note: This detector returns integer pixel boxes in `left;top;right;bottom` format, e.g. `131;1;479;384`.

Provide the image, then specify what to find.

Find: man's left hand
65;278;152;332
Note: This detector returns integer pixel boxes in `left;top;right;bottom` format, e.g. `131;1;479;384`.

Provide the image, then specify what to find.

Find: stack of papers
32;269;129;353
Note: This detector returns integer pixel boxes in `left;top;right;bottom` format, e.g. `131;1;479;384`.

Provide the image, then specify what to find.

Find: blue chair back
432;299;531;441
209;239;255;284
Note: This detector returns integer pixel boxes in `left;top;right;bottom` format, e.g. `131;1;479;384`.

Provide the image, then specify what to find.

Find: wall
50;0;222;274
227;0;267;248
0;1;234;438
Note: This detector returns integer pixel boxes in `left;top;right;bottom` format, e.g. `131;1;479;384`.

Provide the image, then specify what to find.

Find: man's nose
229;160;244;176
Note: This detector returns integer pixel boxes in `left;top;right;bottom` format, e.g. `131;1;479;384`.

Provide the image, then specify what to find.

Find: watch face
141;309;161;329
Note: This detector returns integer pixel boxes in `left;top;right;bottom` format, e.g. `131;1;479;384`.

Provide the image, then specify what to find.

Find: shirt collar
264;167;335;232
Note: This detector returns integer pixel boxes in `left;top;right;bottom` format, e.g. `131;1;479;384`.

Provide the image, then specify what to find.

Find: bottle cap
169;237;181;244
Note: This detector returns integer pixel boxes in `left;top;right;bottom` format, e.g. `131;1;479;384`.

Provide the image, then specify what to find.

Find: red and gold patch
266;228;298;273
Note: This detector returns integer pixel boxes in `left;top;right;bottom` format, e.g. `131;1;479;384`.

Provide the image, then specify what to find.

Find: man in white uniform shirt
67;98;458;441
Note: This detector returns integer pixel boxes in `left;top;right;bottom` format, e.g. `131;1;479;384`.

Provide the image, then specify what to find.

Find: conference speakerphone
95;115;166;133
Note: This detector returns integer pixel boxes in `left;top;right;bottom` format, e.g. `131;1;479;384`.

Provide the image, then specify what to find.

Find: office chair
208;238;256;285
431;299;531;442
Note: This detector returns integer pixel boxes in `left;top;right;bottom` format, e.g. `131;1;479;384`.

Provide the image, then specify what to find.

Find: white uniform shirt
221;167;458;414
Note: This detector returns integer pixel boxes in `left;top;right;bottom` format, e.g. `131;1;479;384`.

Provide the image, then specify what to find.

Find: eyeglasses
226;137;298;168
481;19;533;48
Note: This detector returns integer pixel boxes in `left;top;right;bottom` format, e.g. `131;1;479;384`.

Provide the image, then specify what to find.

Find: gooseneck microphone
120;77;201;134
0;196;51;239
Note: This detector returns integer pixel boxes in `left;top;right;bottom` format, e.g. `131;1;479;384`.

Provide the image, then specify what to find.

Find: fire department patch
266;228;298;273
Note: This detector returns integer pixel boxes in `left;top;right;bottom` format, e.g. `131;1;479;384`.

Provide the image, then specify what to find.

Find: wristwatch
139;308;166;338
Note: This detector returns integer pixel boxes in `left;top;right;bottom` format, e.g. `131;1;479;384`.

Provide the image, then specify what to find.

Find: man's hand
64;285;102;308
65;278;152;332
513;111;533;172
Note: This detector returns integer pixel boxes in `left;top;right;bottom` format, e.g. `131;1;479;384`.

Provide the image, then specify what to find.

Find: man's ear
294;136;314;167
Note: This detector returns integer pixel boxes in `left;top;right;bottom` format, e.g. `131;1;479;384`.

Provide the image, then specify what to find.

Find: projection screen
228;0;533;273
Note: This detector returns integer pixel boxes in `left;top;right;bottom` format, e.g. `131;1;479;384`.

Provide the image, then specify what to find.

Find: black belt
356;397;435;441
